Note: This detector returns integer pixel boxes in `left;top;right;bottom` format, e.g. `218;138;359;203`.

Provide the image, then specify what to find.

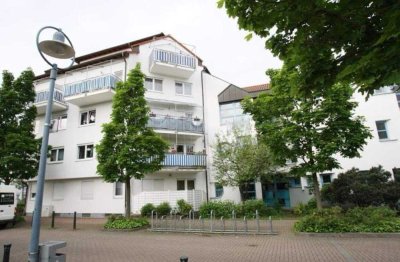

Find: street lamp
28;26;75;262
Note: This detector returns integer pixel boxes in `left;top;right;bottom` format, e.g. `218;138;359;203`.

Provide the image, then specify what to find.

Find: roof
34;33;203;80
243;83;270;93
218;83;270;104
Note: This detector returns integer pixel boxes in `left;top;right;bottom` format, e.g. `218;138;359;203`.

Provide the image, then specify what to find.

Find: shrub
140;203;155;217
156;202;171;216
240;199;274;217
176;199;192;215
293;198;317;216
294;206;400;233
104;216;149;230
199;200;239;218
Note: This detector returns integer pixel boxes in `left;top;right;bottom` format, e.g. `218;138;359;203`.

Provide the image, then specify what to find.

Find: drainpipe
122;52;127;81
200;68;209;202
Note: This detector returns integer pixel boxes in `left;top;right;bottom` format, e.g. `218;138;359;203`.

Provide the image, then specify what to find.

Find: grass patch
104;215;149;230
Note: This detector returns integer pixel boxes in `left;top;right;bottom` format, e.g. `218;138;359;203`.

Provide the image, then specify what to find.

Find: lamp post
28;26;75;262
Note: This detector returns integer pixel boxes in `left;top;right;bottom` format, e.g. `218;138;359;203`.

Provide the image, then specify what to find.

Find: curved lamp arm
36;26;75;69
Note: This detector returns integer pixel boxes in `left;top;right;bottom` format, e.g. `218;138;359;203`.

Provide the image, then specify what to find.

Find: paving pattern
0;217;399;262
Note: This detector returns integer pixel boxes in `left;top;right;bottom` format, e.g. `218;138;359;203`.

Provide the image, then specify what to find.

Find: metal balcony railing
35;89;65;104
63;74;120;97
152;49;196;69
162;153;206;167
148;115;204;133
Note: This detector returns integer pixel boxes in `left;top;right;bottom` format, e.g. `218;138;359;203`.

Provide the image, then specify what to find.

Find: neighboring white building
210;83;400;208
28;33;228;217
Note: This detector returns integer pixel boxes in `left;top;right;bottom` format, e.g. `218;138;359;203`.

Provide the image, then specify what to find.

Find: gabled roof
34;33;203;80
218;83;270;103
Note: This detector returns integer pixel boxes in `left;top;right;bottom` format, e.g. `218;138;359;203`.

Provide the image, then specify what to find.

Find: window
80;110;96;125
177;180;195;190
0;193;14;205
219;102;251;126
145;78;163;92
81;181;94;200
51;115;67;132
215;183;224;198
289;178;301;187
320;173;332;184
53;182;64;200
78;144;94;159
175;82;192;96
50;148;64;162
114;182;123;197
30;183;36;200
375;120;388;139
240;181;256;200
172;144;194;154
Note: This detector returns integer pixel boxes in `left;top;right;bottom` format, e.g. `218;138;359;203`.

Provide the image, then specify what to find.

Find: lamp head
38;31;75;59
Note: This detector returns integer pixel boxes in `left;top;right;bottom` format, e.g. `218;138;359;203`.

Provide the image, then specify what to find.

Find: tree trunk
23;181;28;215
312;172;322;210
124;177;131;217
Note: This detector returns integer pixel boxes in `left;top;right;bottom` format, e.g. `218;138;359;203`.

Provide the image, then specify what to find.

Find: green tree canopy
242;68;372;209
0;69;39;185
96;64;168;217
219;0;400;96
213;128;273;201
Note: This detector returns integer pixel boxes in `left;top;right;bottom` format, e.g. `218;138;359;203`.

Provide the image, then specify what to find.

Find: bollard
210;210;214;232
232;210;237;232
256;210;260;233
244;216;248;232
188;210;192;230
73;211;77;230
269;216;273;233
221;216;225;231
3;244;11;262
51;211;55;228
151;210;154;229
180;256;188;262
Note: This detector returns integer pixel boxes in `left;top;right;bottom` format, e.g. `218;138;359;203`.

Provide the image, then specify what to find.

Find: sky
0;0;282;87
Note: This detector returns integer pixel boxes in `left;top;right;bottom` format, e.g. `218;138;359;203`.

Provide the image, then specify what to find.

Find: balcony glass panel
148;115;203;133
63;74;120;97
35;89;65;104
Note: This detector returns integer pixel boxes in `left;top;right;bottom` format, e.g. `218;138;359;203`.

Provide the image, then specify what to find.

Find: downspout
122;52;127;81
201;68;209;202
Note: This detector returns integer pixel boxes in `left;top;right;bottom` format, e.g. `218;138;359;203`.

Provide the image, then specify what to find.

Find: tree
242;68;372;209
0;69;39;185
322;166;400;209
219;0;400;96
96;64;168;217
213;128;273;201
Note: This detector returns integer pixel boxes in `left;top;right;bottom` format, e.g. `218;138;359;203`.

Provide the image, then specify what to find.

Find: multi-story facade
210;83;400;208
27;33;228;216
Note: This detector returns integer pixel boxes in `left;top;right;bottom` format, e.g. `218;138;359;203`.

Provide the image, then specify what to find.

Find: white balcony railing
63;74;120;97
133;189;206;214
152;49;196;69
162;153;206;167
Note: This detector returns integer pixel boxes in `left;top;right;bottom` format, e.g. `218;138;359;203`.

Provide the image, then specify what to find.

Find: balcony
34;88;67;115
149;49;196;78
133;190;206;214
63;74;120;106
148;115;204;133
162;153;206;168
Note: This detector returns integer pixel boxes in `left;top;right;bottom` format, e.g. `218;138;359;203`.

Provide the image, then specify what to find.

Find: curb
295;232;400;238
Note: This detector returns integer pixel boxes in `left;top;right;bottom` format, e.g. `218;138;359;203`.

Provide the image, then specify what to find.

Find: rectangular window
53;182;64;200
175;82;192;96
215;183;223;198
30;183;36;200
375;120;388;139
219;102;250;126
81;181;94;200
145;78;163;92
321;173;332;184
50;148;64;162
80;110;96;125
114;182;123;196
177;180;185;191
50;115;68;132
0;193;14;205
78;144;94;160
187;180;195;190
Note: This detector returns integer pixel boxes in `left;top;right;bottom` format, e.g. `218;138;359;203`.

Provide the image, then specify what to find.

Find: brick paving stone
0;218;399;261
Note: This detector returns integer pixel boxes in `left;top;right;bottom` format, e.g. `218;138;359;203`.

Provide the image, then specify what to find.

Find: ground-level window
375;120;389;139
50;148;64;162
177;179;195;191
215;183;224;198
78;144;94;159
114;182;123;197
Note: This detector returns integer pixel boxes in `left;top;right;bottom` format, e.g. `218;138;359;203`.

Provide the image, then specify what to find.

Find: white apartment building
210;84;400;208
28;33;228;217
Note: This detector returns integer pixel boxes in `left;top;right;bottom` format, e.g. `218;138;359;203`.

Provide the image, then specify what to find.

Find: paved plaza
0;218;399;262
